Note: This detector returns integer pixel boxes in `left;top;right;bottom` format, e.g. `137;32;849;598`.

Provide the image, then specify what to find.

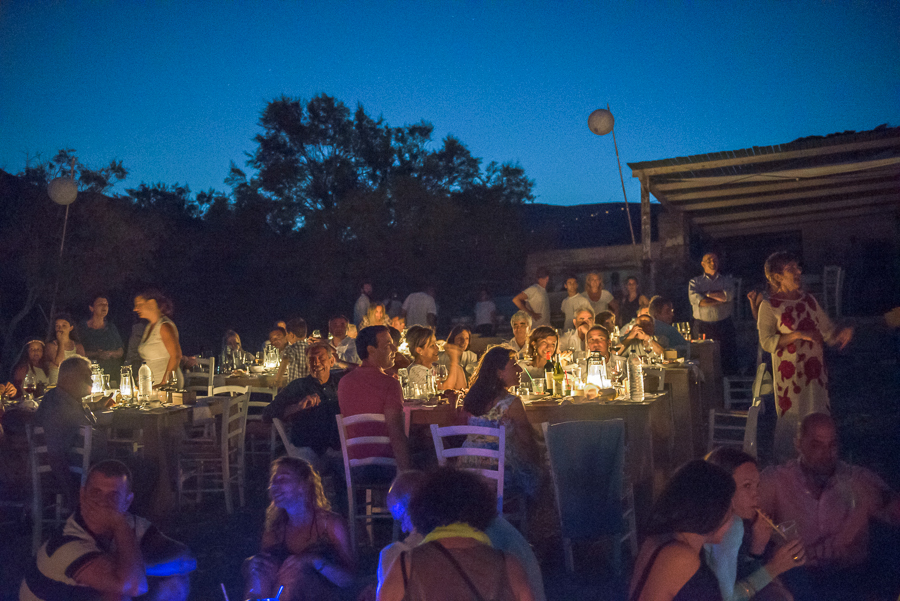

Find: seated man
759;413;900;600
20;460;195;601
33;356;105;509
616;314;665;358
648;296;688;357
508;311;532;360
559;308;594;353
263;342;344;462
328;315;360;367
337;326;411;476
585;325;612;363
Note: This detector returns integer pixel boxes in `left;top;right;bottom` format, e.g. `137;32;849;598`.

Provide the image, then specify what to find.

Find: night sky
1;0;897;206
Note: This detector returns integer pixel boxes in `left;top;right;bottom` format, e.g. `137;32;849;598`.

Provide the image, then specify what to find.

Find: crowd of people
2;249;898;601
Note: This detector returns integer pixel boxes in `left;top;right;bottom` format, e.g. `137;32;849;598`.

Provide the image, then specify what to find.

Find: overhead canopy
627;126;900;238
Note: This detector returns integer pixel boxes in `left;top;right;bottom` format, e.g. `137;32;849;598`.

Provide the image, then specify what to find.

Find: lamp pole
588;105;636;246
46;159;78;334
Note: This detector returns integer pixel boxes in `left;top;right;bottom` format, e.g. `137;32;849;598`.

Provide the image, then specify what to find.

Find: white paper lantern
48;177;78;205
588;109;615;136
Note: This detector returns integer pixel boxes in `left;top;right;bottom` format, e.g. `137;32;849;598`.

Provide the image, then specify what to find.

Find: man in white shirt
353;282;372;326
580;272;618;317
508;311;532;359
559;308;595;352
688;252;737;373
560;275;590;330
513;267;551;327
402;287;437;328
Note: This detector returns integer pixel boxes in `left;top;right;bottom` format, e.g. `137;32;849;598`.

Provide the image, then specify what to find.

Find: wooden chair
723;376;755;410
707;404;761;458
336;414;397;548
822;265;845;317
542;420;637;575
429;424;507;514
184;357;215;396
27;424;92;553
177;392;249;513
245;387;278;465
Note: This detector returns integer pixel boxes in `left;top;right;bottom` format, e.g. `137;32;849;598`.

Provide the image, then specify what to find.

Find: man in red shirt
337;326;411;473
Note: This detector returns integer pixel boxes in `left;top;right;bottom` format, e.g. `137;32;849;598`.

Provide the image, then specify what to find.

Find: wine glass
23;372;37;401
433;364;449;387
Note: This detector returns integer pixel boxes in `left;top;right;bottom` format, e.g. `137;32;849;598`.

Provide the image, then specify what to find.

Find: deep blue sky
1;1;898;206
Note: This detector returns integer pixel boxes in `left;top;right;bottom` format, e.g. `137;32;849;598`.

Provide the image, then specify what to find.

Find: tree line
0;94;536;370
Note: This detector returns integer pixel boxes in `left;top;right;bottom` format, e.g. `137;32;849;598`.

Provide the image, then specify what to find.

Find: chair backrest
723;376;756;410
27;424;93;487
220;393;250;459
822;265;844;317
743;400;762;458
542;419;626;538
335;414;398;490
708;409;749;452
211;385;250;396
185;357;215;396
247;387;276;422
642;367;666;393
272;417;303;458
430;424;506;513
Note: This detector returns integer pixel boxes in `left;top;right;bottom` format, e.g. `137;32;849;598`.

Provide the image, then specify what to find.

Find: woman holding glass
44;313;86;386
757;252;853;461
406;326;465;392
134;290;183;388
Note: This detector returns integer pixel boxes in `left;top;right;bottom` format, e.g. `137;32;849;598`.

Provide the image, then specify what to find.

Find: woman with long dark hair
11;339;48;397
461;346;542;499
244;457;355;601
629;460;735;601
44;313;85;386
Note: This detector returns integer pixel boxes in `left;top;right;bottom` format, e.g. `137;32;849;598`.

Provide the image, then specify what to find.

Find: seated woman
405;326;465;391
461;347;543;501
438;325;478;381
244;457;356;601
379;467;535;601
629;460;735;601
519;325;558;382
11;339;49;398
360;303;388;329
220;329;255;369
44;313;86;386
704;447;804;601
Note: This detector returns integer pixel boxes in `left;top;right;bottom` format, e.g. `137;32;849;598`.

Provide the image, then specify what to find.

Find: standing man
354;282;372;326
513;267;551;328
560;275;590;331
580;272;618;317
402;287;437;328
688;252;737;373
337;326;411;476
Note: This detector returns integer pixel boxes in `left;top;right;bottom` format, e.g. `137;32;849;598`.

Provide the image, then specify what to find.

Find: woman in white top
406;326;466;392
12;339;50;397
44;313;86;386
134;290;183;387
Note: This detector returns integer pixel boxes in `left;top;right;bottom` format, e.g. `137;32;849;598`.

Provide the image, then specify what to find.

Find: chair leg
348;486;357;549
223;460;233;514
31;496;42;554
365;488;374;546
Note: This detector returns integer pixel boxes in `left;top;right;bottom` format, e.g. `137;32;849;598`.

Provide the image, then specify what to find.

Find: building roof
627;125;900;238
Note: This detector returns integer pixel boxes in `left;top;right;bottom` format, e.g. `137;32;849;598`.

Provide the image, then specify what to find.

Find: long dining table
404;390;675;531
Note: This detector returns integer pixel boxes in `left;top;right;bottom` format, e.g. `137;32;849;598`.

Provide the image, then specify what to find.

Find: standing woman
79;294;125;380
44;313;85;386
618;276;650;327
629;460;735;601
134;290;183;388
757;252;852;461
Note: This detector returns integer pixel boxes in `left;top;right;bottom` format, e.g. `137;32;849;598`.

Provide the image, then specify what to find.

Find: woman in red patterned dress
757;252;853;461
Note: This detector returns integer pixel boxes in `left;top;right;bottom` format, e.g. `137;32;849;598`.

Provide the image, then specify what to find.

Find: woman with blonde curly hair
244;457;356;601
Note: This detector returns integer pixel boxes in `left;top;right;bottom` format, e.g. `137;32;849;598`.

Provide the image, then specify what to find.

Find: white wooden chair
430;424;506;514
541;420;637;575
27;424;92;552
246;388;278;465
822;265;845;317
177;392;250;513
336;414;397;548
184;357;215;396
723;376;755;410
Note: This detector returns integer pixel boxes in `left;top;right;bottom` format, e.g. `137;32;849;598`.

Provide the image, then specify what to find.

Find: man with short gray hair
508;311;532;359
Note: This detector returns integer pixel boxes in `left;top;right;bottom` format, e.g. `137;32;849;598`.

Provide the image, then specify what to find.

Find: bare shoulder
655;540;701;570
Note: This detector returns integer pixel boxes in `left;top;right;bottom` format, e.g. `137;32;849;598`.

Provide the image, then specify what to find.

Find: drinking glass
23;372;37;401
433;365;449;387
531;379;545;395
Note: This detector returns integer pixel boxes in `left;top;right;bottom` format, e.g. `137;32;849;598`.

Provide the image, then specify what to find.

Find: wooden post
640;176;654;290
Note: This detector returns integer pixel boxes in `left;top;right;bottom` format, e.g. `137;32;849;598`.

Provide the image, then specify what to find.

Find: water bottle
628;354;644;402
138;362;153;402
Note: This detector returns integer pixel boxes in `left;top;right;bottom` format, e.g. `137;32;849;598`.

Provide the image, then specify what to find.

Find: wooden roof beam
693;193;899;225
671;180;900;211
701;207;898;236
